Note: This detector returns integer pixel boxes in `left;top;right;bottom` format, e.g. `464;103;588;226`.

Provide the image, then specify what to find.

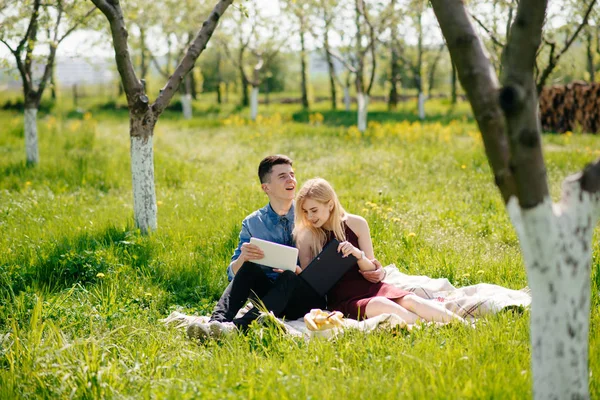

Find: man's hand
239;242;264;262
273;265;302;275
359;258;386;283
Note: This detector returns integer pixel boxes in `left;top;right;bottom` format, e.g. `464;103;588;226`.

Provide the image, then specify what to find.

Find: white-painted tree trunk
24;108;39;165
250;87;259;121
130;133;158;234
357;93;369;132
343;87;351;111
418;92;426;120
181;94;192;120
507;178;599;400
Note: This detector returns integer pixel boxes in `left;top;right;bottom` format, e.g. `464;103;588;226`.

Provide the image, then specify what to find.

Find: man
188;155;385;340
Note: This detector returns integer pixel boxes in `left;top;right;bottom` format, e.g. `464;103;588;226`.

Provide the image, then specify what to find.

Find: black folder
299;238;358;297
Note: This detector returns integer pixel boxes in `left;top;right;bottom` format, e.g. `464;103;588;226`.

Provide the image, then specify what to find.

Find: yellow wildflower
407;232;416;237
96;273;105;278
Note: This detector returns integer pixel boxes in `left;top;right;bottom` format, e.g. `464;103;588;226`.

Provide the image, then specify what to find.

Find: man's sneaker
186;321;212;342
208;321;237;339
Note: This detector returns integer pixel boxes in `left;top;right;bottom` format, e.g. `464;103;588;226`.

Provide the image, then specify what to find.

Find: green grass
0;99;599;399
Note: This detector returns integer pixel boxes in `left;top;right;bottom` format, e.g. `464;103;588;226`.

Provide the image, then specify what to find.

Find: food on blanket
304;309;344;331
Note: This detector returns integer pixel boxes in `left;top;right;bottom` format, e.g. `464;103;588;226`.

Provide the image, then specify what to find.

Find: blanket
163;265;531;340
381;265;531;319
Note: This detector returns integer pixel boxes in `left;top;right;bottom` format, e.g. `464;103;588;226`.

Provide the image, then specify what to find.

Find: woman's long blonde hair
293;178;346;259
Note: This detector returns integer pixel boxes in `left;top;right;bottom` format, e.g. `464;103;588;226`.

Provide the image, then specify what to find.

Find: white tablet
249;237;299;272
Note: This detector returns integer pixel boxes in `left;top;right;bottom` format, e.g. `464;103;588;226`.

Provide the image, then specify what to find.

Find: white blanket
381;265;531;319
163;265;531;339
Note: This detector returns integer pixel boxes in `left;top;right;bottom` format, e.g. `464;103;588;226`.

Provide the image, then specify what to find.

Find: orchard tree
469;0;597;92
281;0;311;109
0;0;96;165
329;0;383;132
223;1;284;120
430;0;600;398
91;0;233;234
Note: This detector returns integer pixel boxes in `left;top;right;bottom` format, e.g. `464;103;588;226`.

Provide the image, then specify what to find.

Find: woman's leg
397;294;465;324
364;296;420;324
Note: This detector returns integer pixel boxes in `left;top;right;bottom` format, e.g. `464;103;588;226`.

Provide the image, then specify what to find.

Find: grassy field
0;97;599;399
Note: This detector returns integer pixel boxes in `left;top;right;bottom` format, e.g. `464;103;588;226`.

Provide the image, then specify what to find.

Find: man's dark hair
258;155;293;183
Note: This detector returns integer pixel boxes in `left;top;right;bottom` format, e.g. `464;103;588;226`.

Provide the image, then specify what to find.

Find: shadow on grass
292;109;475;127
0;226;153;298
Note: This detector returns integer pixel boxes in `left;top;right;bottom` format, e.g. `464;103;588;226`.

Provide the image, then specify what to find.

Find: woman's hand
337;241;361;259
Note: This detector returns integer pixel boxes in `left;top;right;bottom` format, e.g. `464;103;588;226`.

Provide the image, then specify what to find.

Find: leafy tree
91;0;233;234
0;0;95;165
430;0;600;397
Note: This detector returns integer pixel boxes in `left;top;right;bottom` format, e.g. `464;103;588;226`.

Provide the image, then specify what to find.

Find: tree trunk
324;31;337;110
506;180;594;399
181;94;192;120
451;61;458;104
388;0;400;111
357;92;369;132
300;26;309;109
24;107;39;166
130;114;158;234
216;52;223;104
50;63;57;101
250;86;259;120
430;0;598;398
241;66;249;107
344;86;351;111
418;91;426;120
190;69;198;100
180;75;193;120
587;30;595;82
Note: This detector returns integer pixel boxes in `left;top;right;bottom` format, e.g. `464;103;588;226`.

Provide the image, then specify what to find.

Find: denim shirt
227;203;295;281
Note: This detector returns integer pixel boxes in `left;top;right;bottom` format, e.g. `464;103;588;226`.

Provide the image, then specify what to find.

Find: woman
293;177;465;325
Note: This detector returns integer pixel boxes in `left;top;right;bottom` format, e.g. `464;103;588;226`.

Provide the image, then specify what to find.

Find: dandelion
144;292;152;297
362;208;369;213
96;272;105;279
461;165;466;169
462;273;470;278
392;217;401;223
407;232;416;237
83;112;92;121
565;131;573;137
25;181;32;186
477;270;485;275
157;201;163;206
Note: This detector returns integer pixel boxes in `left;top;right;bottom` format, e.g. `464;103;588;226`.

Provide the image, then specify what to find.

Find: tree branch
536;0;597;92
430;0;516;203
92;0;145;110
149;52;169;79
470;12;505;48
327;49;357;73
58;6;97;44
153;0;234;115
16;0;41;54
500;0;549;208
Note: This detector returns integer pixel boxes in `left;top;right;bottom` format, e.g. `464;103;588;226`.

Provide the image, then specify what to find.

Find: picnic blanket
381;265;531;319
163;265;531;340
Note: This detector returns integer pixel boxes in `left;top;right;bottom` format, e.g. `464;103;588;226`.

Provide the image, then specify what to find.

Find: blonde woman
293;178;465;324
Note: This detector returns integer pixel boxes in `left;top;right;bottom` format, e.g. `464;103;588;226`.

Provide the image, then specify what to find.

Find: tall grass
0;101;598;399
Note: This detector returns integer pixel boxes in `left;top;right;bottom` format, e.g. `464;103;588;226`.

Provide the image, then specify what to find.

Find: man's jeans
211;262;326;329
